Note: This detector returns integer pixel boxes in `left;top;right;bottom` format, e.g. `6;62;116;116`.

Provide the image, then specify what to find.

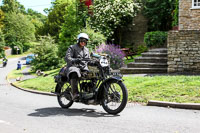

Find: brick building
168;0;200;73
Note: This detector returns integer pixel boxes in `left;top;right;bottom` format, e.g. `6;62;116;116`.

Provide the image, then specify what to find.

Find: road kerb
11;82;56;96
147;100;200;110
6;76;56;96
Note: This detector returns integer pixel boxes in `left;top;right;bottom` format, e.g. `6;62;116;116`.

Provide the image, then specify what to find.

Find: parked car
26;54;35;64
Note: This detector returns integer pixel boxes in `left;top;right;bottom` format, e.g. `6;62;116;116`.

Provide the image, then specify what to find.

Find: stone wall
179;0;200;30
168;30;200;73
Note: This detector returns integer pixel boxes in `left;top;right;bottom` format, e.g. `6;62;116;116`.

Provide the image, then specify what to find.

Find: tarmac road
1;57;200;133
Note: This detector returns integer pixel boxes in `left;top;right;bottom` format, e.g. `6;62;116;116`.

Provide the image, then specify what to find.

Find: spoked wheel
101;80;128;115
56;83;74;108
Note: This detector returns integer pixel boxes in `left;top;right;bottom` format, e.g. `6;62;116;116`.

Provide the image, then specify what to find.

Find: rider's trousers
70;73;79;95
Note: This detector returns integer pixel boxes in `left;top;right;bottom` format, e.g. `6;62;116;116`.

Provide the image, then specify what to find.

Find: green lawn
125;76;200;103
9;67;200;104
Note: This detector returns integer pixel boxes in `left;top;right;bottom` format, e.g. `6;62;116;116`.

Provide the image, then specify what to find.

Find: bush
95;44;125;69
90;0;140;39
144;31;167;48
31;36;61;71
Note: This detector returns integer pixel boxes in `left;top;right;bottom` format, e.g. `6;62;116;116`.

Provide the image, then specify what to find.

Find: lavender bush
96;44;125;69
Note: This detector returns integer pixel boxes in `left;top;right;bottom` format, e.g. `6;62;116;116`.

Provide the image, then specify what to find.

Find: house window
192;0;200;8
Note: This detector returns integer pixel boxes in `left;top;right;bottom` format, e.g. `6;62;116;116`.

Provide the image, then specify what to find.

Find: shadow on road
28;107;119;118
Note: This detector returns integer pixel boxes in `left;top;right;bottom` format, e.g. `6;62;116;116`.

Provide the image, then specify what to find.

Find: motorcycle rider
2;57;8;67
65;33;90;100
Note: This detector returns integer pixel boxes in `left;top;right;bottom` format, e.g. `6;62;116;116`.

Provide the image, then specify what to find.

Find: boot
70;79;79;101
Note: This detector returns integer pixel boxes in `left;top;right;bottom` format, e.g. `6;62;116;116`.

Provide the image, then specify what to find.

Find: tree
0;0;48;54
3;12;35;53
0;10;5;57
0;29;5;58
16;1;26;14
89;0;141;44
26;8;47;38
58;0;87;57
143;0;176;31
1;0;25;13
38;0;68;42
0;9;4;29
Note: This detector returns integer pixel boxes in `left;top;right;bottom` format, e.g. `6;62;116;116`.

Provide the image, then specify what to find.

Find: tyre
101;80;128;115
56;83;73;108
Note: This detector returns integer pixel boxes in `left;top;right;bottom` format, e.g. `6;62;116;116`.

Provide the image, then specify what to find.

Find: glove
72;58;81;64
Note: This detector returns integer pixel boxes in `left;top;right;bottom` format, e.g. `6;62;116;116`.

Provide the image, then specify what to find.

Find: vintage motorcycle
54;53;128;115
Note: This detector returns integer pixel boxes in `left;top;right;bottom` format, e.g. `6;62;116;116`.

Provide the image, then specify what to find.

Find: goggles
79;38;87;43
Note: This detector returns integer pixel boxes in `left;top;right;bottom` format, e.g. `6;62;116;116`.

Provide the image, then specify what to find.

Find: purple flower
95;44;125;69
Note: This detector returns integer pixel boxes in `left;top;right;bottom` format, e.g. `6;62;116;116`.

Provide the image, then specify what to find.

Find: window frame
192;0;200;9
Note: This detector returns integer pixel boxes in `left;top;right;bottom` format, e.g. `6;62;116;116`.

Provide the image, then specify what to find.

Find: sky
0;0;53;15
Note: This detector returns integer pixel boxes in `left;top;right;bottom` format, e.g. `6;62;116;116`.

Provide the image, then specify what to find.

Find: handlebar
81;58;93;62
73;58;98;66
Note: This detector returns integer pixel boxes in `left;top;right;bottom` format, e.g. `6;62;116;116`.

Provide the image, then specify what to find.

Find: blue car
26;54;35;64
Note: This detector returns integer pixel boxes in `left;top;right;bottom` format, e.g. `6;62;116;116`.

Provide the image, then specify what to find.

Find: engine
80;81;95;93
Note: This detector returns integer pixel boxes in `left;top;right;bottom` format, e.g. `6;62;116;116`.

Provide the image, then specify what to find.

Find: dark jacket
65;44;90;78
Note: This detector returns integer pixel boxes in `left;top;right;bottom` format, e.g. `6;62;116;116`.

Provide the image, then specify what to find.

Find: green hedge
144;31;167;48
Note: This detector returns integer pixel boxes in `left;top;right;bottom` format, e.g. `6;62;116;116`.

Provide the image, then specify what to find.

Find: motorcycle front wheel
56;83;74;108
101;79;128;115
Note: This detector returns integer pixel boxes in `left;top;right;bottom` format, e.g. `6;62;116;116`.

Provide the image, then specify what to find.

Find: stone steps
120;68;167;74
127;62;167;68
120;48;168;74
148;48;168;53
134;57;168;63
142;52;167;57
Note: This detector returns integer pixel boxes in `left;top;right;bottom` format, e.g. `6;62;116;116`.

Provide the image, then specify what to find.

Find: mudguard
97;76;123;100
55;83;62;93
54;75;68;93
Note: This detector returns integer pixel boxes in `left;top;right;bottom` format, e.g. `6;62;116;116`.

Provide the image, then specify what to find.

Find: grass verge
13;68;59;92
124;76;200;103
8;67;200;104
7;66;26;79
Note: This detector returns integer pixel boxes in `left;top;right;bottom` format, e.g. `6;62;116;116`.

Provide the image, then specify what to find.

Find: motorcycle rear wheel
56;83;74;108
101;80;128;115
